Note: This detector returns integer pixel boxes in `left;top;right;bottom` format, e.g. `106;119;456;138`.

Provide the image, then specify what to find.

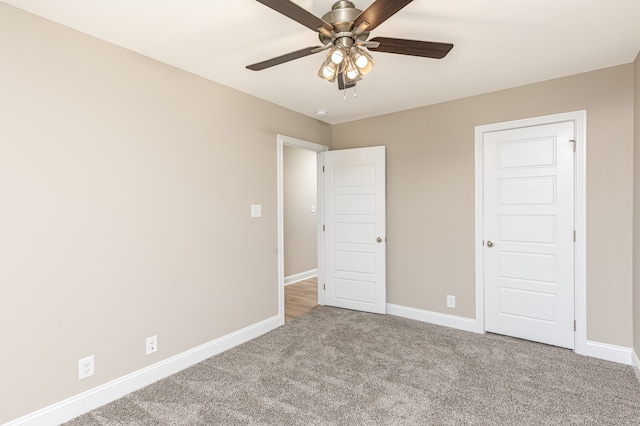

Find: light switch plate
251;204;262;218
310;204;317;213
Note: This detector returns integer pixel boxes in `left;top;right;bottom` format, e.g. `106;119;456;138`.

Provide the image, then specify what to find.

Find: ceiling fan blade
353;0;413;32
368;37;454;59
255;0;333;33
246;46;322;71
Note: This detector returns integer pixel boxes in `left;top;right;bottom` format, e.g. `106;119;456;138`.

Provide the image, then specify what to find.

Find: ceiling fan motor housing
319;1;370;46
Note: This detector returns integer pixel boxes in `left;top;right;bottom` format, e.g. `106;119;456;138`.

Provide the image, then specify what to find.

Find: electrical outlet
146;335;158;355
78;355;95;380
447;295;456;308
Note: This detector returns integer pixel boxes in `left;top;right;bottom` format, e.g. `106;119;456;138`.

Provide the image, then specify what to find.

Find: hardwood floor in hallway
285;277;318;322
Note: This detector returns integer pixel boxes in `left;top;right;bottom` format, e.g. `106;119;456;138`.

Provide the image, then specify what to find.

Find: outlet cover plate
146;335;158;355
78;355;95;380
447;295;456;308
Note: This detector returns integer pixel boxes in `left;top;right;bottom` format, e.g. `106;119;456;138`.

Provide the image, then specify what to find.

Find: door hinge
323;283;326;291
322;165;325;172
573;230;576;242
323;225;325;232
569;139;576;152
574;320;576;331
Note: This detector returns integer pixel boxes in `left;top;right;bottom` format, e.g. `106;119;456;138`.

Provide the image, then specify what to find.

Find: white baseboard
387;303;483;334
631;350;640;382
284;269;317;286
6;315;281;426
387;303;636;367
582;340;633;365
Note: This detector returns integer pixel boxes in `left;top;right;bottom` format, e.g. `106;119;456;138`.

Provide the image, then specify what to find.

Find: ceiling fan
246;0;454;90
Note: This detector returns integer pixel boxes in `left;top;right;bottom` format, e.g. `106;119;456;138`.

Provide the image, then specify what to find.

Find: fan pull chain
341;87;358;101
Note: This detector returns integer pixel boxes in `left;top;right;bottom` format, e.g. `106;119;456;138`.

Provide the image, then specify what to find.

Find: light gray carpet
65;306;640;425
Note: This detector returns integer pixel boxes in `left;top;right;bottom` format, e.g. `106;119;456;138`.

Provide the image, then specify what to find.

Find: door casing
474;111;587;354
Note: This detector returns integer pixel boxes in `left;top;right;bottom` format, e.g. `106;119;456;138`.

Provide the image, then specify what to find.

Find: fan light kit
247;0;454;92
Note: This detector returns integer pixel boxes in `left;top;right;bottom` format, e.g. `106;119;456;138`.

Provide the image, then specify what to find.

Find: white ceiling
3;0;640;124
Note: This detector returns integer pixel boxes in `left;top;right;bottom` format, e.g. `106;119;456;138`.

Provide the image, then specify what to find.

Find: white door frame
474;110;587;355
277;134;329;325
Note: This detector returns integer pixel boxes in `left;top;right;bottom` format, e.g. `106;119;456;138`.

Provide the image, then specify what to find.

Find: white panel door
484;121;575;349
323;146;386;314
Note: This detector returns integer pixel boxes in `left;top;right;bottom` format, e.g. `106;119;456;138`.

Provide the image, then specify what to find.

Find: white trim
387;304;483;334
474;110;587;354
474;127;486;334
284;269;318;286
387;303;635;367
5;315;281;426
317;152;326;306
584;340;633;365
632;350;640;382
276;135;329;325
573;112;588;355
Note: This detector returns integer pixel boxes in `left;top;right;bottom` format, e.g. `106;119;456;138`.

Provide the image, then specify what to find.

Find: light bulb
355;55;369;69
322;65;334;78
344;54;360;81
331;48;344;64
350;47;375;75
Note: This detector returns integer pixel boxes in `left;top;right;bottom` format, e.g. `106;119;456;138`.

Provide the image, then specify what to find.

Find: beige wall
333;64;635;347
0;4;331;423
634;52;640;359
283;146;318;277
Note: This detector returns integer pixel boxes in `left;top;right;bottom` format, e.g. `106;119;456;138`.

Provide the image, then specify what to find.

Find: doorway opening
277;135;328;325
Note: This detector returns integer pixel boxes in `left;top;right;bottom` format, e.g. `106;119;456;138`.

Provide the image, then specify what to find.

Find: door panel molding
474;111;587;354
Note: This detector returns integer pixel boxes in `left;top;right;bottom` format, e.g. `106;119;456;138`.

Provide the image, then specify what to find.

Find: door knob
377;237;383;243
486;240;494;247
